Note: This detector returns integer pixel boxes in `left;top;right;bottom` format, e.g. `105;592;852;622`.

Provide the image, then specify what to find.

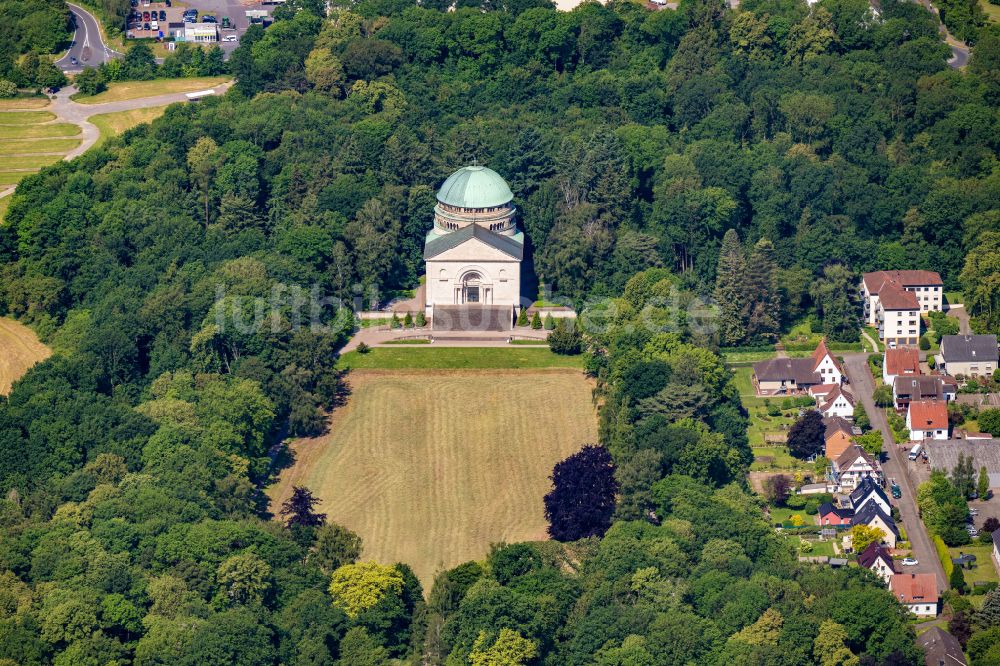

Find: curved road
56;3;123;72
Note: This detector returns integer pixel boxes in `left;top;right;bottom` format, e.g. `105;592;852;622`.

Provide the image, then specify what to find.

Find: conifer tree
746;238;781;343
517;307;529;326
531;312;542;329
714;229;748;345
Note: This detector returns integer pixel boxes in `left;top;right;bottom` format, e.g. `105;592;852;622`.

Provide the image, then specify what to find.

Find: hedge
934;535;954;578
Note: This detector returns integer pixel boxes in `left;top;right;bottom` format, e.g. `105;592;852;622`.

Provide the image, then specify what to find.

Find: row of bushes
785;492;834;515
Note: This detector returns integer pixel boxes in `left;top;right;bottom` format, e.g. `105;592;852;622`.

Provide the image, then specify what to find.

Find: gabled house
907;400;950;441
818;502;853;526
849;477;892;515
883;348;921;385
824;416;857;461
939;334;999;378
852;503;899;548
893;376;950;410
752;340;844;396
889;573;939;617
916;627;967;666
810;384;855;419
857;542;896;584
862;271;943;348
831;445;883;493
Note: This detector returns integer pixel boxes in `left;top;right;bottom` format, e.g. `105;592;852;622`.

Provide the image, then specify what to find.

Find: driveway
842;353;948;590
946;303;971;335
56;3;123;72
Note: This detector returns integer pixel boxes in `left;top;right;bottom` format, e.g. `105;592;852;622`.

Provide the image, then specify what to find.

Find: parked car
150;21;158;30
222;34;238;42
143;11;150;20
143;22;150;30
891;482;902;499
902;557;918;566
159;10;166;20
201;15;217;22
70;56;78;66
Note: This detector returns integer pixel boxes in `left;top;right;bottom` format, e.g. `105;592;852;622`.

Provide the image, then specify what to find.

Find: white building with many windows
861;270;943;348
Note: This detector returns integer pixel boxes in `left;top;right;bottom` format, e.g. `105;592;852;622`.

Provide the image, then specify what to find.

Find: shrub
516;307;528;326
785;494;808;510
544;314;555;330
415;311;426;327
781;398;794;410
530;312;542;329
0;79;16;98
390;313;401;329
919;336;930;350
548;319;582;355
403;312;413;328
767;403;781;417
356;342;370;354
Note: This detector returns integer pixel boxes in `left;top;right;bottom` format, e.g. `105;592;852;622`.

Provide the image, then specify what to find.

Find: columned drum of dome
424;166;524;331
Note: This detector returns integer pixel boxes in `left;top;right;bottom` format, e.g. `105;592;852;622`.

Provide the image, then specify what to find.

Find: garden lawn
771;506;814;526
90;106;170;148
338;347;584;370
73;77;231;104
751;446;810;471
948;544;999;586
267;369;598;587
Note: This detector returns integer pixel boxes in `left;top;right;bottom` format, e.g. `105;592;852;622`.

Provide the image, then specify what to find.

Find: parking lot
126;0;274;55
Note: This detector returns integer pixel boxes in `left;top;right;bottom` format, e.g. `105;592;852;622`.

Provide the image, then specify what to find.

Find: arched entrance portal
462;272;482;303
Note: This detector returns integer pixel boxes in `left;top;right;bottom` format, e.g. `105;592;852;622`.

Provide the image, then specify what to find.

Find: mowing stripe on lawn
2;155;64;170
0;111;57;125
0;171;39;185
0;124;81;139
0;138;82;155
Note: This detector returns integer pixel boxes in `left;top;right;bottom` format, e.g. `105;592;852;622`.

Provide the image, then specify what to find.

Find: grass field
90;106;170;148
0;97;50;110
338;347;585;370
0;111;57;125
0;138;82;155
0;123;80;139
0;100;77;191
268;369;598;587
74;77;231;104
948;544;999;586
0;317;51;395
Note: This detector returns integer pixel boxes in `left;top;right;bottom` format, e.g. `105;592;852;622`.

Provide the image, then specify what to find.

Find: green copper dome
436;166;514;209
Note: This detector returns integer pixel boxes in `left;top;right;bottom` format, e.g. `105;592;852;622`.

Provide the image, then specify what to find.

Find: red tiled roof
908;400;949;430
811;338;844;374
884;348;920;377
810;384;839;397
877;283;919;310
863;270;943;291
890;573;938;605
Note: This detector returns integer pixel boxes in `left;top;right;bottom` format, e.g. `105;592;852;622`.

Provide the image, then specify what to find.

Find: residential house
916;627;967;666
889;573;939;617
824;416;857;461
831;445;883;493
939;335;999;378
862;270;943;325
752;340;844;395
849;477;892;515
810;384;855;419
893;376;950;410
883;348;921;385
818;502;853;526
852;503;899;548
857;542;896;584
907;400;950;441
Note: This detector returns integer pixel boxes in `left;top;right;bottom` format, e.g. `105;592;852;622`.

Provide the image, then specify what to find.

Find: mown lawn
338;347;586;370
90;106;169;148
2;155;63;170
268;369;597;587
0;123;80;139
0;96;50;110
752;446;811;471
948;544;999;586
0;138;82;155
73;77;231;104
0;111;57;125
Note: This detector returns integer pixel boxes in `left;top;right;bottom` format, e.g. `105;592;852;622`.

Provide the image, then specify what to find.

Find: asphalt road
56;3;123;72
842;353;948;591
949;44;970;68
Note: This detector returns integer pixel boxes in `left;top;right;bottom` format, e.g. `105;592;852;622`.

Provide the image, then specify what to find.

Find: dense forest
0;0;71;90
0;0;999;662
